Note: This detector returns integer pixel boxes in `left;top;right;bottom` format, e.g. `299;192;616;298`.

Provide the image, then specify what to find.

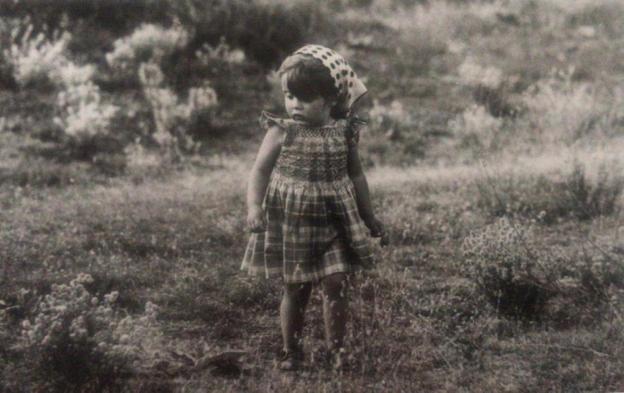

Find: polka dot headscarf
293;44;367;113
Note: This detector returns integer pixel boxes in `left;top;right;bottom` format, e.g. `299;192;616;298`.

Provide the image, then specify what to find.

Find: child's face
281;74;332;126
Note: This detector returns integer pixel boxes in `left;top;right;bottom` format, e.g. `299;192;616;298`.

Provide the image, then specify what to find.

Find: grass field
1;0;624;392
2;145;623;391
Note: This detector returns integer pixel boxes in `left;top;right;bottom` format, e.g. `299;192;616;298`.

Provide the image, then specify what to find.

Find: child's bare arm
347;147;385;240
246;126;283;232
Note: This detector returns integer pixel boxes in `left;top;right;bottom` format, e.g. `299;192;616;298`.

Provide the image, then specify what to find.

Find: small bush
106;22;189;75
476;163;623;223
368;99;412;140
16;274;132;391
457;58;517;118
564;163;624;220
12;273;172;392
3;22;71;88
460;217;557;318
138;61;218;161
522;68;601;143
449;104;503;151
361;99;428;166
461;217;623;325
53;80;120;160
54;82;118;139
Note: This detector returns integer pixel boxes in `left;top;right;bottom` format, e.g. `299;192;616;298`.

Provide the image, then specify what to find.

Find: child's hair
278;54;348;119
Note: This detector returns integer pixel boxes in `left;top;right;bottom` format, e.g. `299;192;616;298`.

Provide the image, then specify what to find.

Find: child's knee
322;273;348;299
283;282;312;298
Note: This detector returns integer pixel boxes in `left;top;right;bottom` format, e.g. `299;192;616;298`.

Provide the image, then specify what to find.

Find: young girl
241;44;385;371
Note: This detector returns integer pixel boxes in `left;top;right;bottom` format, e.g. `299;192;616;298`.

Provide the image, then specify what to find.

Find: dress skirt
241;173;374;284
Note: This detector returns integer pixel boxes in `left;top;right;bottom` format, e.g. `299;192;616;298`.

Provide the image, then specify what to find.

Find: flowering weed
54;82;119;145
460;217;557;318
9;273;179;392
3;22;71;88
106;22;189;73
17;273;133;391
139;61;218;161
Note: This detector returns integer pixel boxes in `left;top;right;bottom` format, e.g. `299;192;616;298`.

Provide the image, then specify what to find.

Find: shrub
564;0;624;38
368;99;412;140
138;61;218;160
12;273;173;392
449;104;503;151
460;216;624;324
563;163;624;220
460;217;557;318
360;99;428;166
476;162;623;223
17;274;132;391
457;58;519;119
3;22;71;88
106;22;189;74
53;80;120;159
476;172;562;222
522;68;601;143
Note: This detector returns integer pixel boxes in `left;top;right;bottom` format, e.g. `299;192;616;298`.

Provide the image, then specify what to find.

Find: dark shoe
279;349;304;371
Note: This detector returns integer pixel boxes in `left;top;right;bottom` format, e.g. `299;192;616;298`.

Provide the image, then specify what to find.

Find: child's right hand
247;206;266;233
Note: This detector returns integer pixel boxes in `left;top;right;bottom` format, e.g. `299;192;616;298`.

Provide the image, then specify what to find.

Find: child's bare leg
321;273;348;352
280;282;312;352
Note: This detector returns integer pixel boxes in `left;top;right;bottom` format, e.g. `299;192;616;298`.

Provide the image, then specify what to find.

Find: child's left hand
366;217;388;247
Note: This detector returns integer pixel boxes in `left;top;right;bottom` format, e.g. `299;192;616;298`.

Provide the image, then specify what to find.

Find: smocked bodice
273;123;350;183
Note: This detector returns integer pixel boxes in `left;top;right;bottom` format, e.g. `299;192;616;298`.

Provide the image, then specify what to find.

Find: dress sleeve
259;111;294;146
259;111;289;131
346;116;367;147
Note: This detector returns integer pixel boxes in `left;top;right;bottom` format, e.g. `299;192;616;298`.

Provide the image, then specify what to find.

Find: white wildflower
4;26;72;86
104;291;119;304
107;23;189;69
458;58;503;89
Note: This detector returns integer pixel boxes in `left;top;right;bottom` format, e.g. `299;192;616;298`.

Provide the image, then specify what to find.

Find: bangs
285;66;321;102
280;54;338;103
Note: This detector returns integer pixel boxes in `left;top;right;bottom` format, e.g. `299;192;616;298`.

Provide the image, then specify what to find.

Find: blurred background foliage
0;0;623;181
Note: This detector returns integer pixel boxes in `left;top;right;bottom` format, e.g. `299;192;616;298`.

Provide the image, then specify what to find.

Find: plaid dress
241;112;374;283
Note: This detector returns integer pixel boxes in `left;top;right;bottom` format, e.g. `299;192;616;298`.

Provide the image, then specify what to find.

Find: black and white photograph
0;0;623;391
